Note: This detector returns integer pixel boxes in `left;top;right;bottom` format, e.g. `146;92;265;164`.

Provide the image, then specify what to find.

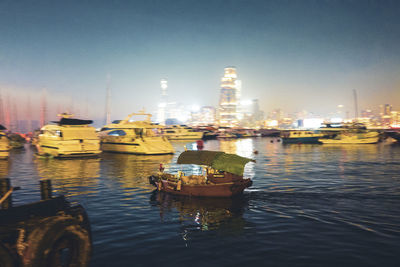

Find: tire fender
22;215;92;267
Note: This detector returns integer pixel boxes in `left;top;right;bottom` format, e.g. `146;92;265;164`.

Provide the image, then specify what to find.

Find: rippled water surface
4;138;400;266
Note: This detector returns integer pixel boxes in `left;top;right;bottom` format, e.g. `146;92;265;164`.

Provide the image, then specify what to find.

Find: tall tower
157;79;168;124
218;67;238;127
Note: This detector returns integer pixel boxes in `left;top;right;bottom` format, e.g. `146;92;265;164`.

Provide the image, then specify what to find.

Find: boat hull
0;150;9;159
154;178;252;197
164;133;204;140
320;138;379;144
282;137;321;144
320;132;380;144
37;140;101;158
101;137;174;155
386;131;400;142
0;135;10;159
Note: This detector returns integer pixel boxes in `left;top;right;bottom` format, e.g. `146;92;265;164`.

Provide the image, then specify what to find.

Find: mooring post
0;178;12;209
40;179;52;200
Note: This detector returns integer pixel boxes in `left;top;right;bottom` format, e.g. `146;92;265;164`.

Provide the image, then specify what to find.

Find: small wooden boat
149;150;255;197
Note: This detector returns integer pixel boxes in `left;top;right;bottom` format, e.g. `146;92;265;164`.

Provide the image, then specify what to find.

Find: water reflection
217;139;254;157
0;159;10;178
101;153;173;191
35;157;100;197
151;191;248;233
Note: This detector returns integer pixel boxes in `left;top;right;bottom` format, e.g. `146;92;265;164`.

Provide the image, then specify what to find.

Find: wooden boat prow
149;150;254;197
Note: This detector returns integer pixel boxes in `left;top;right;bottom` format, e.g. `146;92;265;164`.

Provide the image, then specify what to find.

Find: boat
281;130;322;144
0;125;10;159
320;131;380;144
36;114;101;158
233;128;261;138
161;125;204;140
216;128;237;139
149;150;254;197
258;128;281;137
99;111;174;155
385;128;400;143
319;123;380;144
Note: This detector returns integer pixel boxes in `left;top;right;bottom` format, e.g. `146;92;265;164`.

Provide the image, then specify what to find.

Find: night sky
1;0;399;121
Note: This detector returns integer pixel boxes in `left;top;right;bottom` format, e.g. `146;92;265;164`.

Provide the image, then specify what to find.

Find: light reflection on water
3;140;400;266
0;159;10;178
35;157;100;197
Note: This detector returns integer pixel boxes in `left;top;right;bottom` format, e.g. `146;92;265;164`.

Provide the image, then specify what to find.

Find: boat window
108;130;126;136
166;130;175;133
101;127;113;131
134;128;143;136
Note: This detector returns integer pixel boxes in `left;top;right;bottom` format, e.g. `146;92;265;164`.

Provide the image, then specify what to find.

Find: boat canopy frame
177;150;255;176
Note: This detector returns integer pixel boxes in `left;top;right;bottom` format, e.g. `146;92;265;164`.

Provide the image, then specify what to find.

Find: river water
2;138;400;266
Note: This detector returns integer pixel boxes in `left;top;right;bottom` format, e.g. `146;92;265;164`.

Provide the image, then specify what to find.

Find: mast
5;93;11;129
105;74;111;125
26;94;32;133
0;90;4;125
40;88;47;127
353;89;358;122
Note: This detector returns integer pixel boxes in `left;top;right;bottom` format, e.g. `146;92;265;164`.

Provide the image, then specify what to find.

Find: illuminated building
218;67;239;127
157;79;168;125
190;106;216;125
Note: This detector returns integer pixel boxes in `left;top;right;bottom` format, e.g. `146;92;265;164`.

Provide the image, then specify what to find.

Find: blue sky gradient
1;0;399;122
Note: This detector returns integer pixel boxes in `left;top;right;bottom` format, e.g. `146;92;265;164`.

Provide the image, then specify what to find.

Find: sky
0;0;399;123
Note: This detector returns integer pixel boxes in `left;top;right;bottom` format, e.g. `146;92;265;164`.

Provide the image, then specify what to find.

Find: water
3;138;400;266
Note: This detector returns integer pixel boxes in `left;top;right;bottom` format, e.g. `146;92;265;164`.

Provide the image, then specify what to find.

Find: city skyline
1;0;400;123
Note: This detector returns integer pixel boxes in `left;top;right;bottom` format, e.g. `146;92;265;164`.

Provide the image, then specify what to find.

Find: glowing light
191;104;200;112
303;118;324;129
330;117;343;123
265;120;278;127
240;100;252;106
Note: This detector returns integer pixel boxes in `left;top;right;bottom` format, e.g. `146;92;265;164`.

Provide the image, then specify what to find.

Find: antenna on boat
353;89;358;123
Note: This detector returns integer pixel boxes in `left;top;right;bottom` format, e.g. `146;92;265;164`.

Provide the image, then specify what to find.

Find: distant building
218;67;239;127
157;79;168;125
190;106;216;125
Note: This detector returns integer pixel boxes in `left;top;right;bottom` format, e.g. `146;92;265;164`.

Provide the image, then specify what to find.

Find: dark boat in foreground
385;128;400;143
149;150;255;197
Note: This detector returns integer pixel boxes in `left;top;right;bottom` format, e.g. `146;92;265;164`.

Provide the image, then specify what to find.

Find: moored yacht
319;123;380;144
99;111;174;155
320;131;380;144
161;125;203;140
281;130;322;144
36;114;101;158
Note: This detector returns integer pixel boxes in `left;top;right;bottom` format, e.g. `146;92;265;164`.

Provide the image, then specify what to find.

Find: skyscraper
157;79;168;124
218;67;239;127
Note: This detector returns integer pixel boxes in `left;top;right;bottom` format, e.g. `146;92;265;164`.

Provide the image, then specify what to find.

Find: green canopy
177;150;255;176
